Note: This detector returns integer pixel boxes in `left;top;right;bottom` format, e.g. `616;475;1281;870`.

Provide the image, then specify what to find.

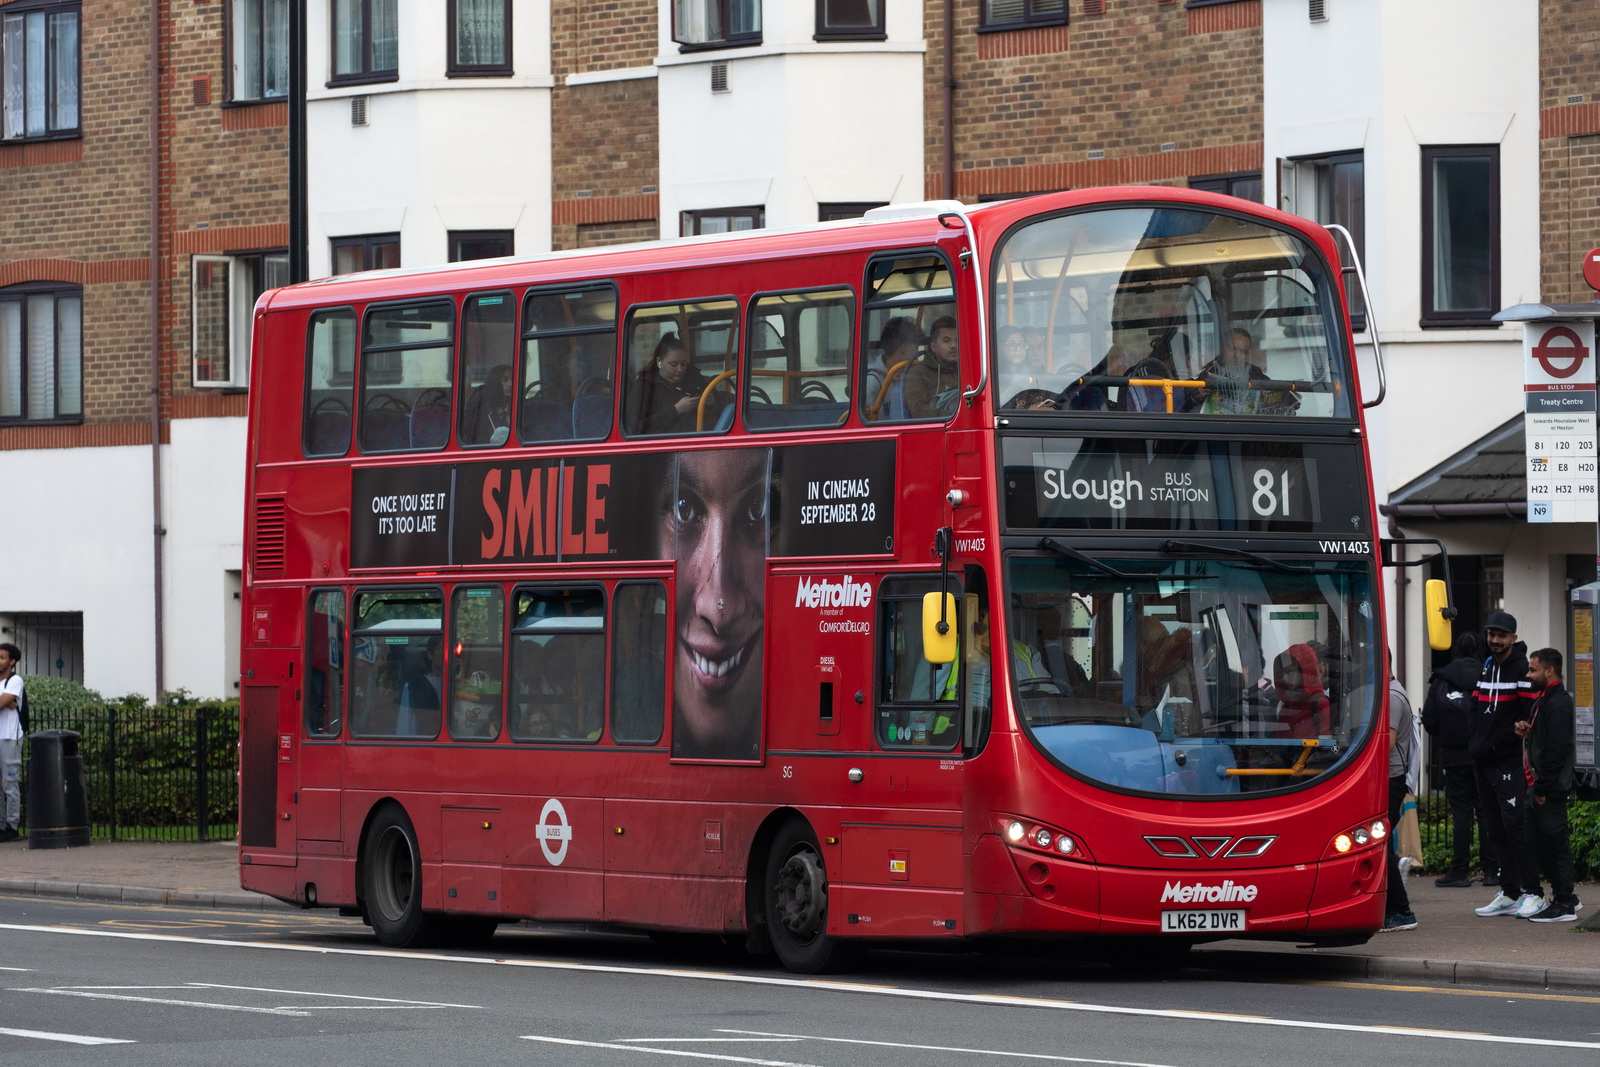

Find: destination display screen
1000;436;1370;535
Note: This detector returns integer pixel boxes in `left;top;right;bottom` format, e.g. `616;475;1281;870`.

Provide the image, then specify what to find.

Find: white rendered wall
306;0;554;276
4;446;156;697
164;418;247;699
656;1;926;236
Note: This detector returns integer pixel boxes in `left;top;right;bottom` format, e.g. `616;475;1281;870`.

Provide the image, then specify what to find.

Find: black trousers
1524;790;1578;906
1386;775;1411;915
1442;763;1496;877
1474;760;1541;898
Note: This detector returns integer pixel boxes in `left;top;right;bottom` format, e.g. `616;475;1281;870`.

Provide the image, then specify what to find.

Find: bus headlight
1032;828;1053;848
1370;820;1387;840
994;814;1090;862
1327;815;1387;858
1055;835;1076;856
1353;827;1370;846
1006;821;1026;843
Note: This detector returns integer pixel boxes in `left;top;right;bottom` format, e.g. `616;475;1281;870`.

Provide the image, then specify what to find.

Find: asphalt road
2;897;1599;1066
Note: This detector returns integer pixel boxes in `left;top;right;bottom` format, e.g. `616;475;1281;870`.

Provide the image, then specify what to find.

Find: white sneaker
1514;893;1547;918
1475;892;1519;916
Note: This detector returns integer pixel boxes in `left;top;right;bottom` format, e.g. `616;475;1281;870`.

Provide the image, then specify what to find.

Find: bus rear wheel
362;805;441;947
763;819;860;974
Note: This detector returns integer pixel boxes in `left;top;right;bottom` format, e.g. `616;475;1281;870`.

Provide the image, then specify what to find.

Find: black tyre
444;916;500;948
763;818;860;974
361;805;441;947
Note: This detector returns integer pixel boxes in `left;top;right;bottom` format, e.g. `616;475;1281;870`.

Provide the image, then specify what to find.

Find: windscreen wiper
1161;539;1312;574
1040;537;1138;579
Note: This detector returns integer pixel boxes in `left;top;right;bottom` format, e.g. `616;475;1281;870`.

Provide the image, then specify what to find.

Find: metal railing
25;703;238;842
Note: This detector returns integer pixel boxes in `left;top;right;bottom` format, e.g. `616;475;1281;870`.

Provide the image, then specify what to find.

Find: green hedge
1419;794;1600;882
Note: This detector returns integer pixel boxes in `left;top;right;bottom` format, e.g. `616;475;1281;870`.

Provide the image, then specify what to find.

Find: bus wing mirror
1424;579;1453;652
923;592;958;664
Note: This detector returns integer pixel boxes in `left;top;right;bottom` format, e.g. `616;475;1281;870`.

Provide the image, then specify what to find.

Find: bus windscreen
1005;553;1377;796
992;206;1352;418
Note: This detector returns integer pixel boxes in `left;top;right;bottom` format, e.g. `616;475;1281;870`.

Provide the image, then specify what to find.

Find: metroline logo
795;575;873;609
1159;880;1259;904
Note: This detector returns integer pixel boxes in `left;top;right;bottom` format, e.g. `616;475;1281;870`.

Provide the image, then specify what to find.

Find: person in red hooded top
1274;643;1330;740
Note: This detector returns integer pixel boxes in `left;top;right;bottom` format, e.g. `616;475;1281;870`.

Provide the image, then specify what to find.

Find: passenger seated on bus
627;334;722;434
998;325;1052;403
461;364;513;445
864;317;920;421
1023;327;1051;375
1003;388;1059;411
1187;328;1270;416
1274;642;1331;739
395;638;442;738
904;316;960;418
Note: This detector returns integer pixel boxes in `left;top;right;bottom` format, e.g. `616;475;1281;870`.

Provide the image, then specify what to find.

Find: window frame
1420;143;1501;329
191;250;288;389
331;232;401;275
508;583;609;745
977;0;1067;33
671;0;763;51
874;575;964;752
225;0;289;104
1283;150;1365;332
302;305;357;458
610;580;668;746
456;289;518;450
357;297;456;455
304;587;346;738
446;0;512;77
680;206;765;237
818;202;887;222
857;247;960;425
516;280;620;446
741;285;857;433
0;280;83;425
1189;171;1263;204
448;230;514;262
0;0;82;143
620;295;742;440
813;0;885;42
447;584;506;742
328;0;398;87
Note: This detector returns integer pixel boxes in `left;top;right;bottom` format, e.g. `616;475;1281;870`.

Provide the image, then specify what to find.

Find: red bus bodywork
240;188;1390;968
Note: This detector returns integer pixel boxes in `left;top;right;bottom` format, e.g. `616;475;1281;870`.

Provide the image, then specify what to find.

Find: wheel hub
774;848;826;939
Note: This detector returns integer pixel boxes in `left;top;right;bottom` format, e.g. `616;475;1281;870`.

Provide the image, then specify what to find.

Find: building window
0;282;81;423
1190;171;1262;204
330;0;397;84
449;230;514;262
979;0;1067;31
1;1;80;141
331;233;400;275
680;207;764;236
1421;145;1499;327
815;0;884;41
818;202;886;222
1282;151;1364;329
229;0;289;101
672;0;761;50
448;0;510;76
193;252;288;387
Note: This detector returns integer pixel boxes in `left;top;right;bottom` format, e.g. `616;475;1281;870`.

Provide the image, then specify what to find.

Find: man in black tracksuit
1421;632;1494;887
1468;611;1542;915
1515;648;1581;922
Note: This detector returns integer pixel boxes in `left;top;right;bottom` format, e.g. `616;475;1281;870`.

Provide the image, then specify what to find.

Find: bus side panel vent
253;497;287;577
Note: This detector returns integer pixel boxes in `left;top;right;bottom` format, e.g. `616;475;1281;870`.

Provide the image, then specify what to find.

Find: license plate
1160;909;1246;933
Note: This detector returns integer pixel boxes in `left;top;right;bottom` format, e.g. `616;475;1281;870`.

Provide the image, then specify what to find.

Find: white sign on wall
1524;321;1598;523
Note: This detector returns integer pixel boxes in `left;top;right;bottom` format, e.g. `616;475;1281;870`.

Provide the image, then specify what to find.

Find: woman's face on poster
661;450;767;755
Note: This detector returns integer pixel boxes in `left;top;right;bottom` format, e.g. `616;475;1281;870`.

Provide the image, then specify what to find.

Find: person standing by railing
0;642;23;843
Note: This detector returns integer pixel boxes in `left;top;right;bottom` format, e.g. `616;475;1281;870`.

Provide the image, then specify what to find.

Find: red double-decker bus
240;187;1399;971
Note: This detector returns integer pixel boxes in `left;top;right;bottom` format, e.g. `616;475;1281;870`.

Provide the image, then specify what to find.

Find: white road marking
0;967;31;971
187;982;481;1008
15;987;313;1016
4;922;1599;1050
719;1028;1183;1065
522;1035;823;1065
0;1026;134;1046
619;1038;802;1044
12;982;480;1017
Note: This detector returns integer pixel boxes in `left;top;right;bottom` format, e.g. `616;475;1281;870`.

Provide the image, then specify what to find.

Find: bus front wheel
362;805;440;947
763;819;860;974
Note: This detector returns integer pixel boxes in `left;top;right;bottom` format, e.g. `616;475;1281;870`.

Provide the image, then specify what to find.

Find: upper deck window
622;299;740;437
519;284;617;445
859;254;958;424
992;207;1351;419
744;288;854;432
359;301;455;453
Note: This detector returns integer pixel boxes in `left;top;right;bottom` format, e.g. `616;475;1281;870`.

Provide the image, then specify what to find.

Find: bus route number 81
1251;468;1294;518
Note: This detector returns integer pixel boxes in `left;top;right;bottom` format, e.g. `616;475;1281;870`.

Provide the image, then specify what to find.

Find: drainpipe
148;0;166;698
942;0;955;200
1388;514;1405;690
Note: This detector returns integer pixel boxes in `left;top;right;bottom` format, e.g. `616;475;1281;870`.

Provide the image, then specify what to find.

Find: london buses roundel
539;798;571;866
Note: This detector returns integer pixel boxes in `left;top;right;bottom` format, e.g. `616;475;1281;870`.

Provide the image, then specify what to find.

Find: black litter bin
26;729;91;849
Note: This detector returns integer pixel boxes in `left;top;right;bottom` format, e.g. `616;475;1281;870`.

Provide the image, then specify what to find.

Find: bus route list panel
1524;321;1598;524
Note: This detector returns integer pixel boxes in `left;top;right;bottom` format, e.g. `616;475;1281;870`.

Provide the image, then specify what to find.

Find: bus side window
622;299;740;437
448;585;505;741
743;288;854;431
510;586;606;742
359;302;454;454
348;589;444;740
303;308;355;457
611;582;666;744
520;284;618;445
306;589;345;737
875;576;961;750
457;293;518;448
859;254;956;424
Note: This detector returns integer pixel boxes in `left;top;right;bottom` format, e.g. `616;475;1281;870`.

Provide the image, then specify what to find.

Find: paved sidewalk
1;837;1594;989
